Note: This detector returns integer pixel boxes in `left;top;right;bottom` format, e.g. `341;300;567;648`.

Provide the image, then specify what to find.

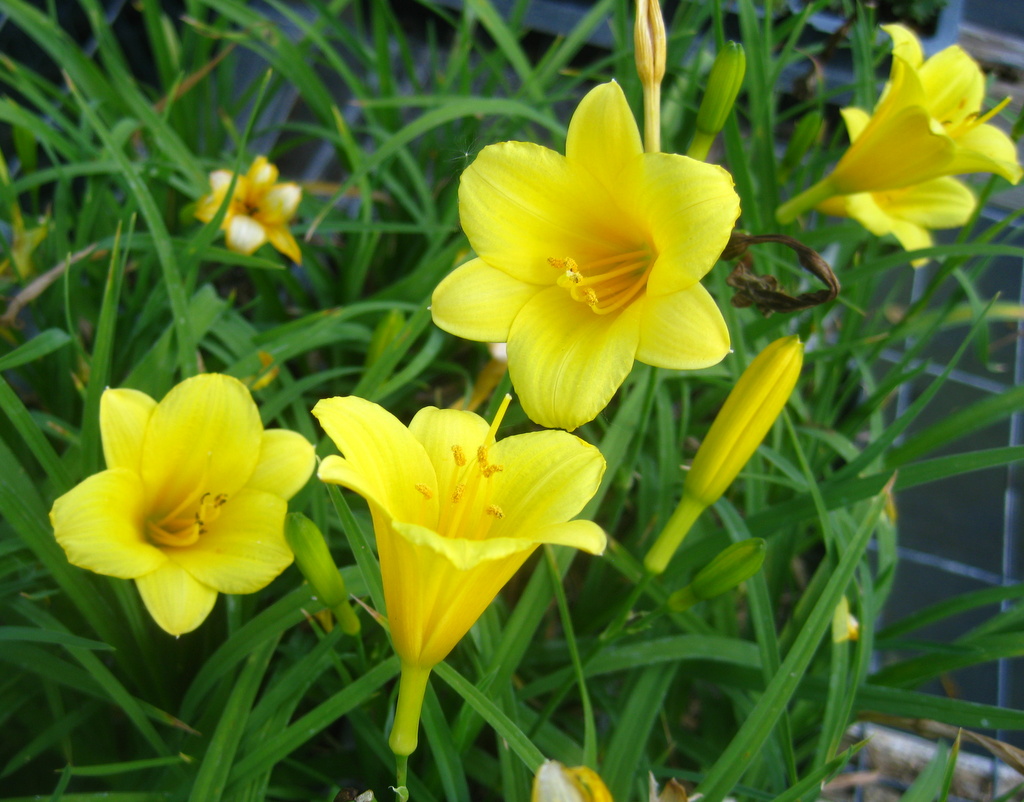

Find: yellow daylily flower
814;106;978;265
312;394;606;755
50;374;315;636
431;81;740;431
532;760;613;802
195;156;303;263
777;24;1022;223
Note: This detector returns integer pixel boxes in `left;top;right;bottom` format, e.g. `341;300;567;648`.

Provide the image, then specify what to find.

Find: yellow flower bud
634;0;667;153
284;512;360;635
689;42;746;161
667;538;766;611
634;0;666;90
645;336;803;574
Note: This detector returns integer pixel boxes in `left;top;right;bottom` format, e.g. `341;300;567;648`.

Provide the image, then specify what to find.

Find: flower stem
776;177;837;224
687;131;715;161
643;84;661;154
389;663;431;757
644;492;706;575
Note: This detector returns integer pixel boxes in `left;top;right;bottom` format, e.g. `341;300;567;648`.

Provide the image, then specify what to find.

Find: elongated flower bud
689;42;746;161
285;512;360;634
667;538;766;611
635;0;667;153
645;335;804;574
779;111;823;182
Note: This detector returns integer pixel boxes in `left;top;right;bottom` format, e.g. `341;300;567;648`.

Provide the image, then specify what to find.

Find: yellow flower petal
459;141;635;285
840;107;871;143
888;218;934;265
407;406;491;501
881;23;923;69
247;429;316;500
141;374;263;516
619;153;739;297
488;429;605;532
381;518;537;667
565;80;643;191
100;388;156;473
313;396;439;524
527;519;606;555
265;225;302;264
50;468;166;579
917;46;984;128
948;123;1024;184
881;176;976;228
636;283;730;369
507;287;641;431
431;258;540;342
258;183;301;224
225;215;268;255
246;155;278;189
135;561;218;636
167;488;292;594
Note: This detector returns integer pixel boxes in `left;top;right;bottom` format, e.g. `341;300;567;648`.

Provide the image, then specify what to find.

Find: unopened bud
285;513;360;634
634;0;666;89
667;538;766;611
366;309;406;368
689;41;745;160
780;111;824;181
645;336;803;574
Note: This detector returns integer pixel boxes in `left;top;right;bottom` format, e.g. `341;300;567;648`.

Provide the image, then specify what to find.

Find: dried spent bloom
313;394;606;755
432;81;740;431
195;156;302;263
50;374;315;635
777;24;1022;223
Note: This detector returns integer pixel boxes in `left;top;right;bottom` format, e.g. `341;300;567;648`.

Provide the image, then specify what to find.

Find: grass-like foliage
1;0;1022;800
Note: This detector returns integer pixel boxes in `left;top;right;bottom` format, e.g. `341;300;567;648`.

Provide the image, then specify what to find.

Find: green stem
775;176;837;224
687;130;715;161
643;492;706;575
389;663;431;757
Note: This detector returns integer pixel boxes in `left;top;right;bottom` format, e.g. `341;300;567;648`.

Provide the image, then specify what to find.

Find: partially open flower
313;394;606;755
532;761;612;802
777;25;1021;223
50;374;315;635
195;156;303;263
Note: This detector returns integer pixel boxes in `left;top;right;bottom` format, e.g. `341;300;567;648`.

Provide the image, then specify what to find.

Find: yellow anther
583;288;599;307
452;445;466;466
451;484;465;503
415;483;434;500
485;505;505;519
477;445;489;468
482;463;504;478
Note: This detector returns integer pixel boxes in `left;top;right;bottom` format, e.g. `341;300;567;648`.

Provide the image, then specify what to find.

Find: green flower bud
366;309;406;368
780;111;824;181
285;512;360;634
667;538;766;611
689;42;746;161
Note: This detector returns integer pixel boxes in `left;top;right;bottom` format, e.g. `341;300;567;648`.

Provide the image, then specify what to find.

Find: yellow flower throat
549;248;654;315
417;395;512;540
147;487;228;548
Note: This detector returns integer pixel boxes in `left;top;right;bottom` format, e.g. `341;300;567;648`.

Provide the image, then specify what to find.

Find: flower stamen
551;249;655;315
